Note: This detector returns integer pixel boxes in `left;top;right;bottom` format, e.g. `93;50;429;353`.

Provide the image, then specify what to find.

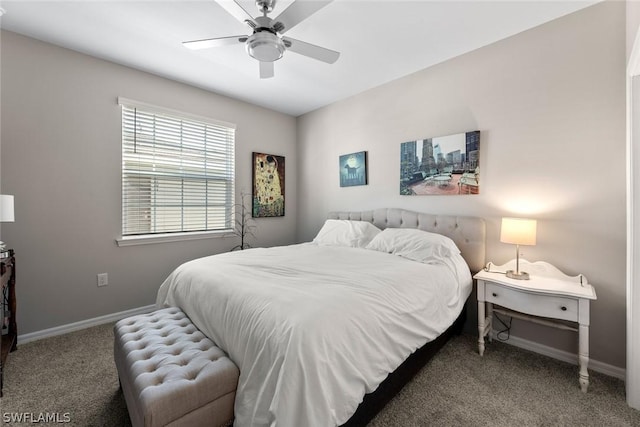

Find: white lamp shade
500;217;536;246
0;195;15;222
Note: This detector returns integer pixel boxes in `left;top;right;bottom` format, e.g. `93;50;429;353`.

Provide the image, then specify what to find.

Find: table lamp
0;195;15;254
500;217;537;280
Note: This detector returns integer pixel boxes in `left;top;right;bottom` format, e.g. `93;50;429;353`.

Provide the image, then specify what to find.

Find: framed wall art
339;151;368;187
400;130;480;196
252;152;285;217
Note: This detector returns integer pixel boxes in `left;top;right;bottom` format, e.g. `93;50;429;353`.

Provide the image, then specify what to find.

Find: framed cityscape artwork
400;131;480;196
252;152;285;217
339;151;368;187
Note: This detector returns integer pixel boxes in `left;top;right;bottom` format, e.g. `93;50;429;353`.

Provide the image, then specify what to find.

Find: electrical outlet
97;273;108;287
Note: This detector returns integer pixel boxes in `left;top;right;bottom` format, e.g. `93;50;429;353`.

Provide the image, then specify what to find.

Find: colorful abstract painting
252;152;285;217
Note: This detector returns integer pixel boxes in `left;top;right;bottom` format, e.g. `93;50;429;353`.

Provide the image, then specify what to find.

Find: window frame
116;97;236;246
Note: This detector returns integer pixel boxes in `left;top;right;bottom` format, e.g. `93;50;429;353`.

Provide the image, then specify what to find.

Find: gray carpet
1;322;639;426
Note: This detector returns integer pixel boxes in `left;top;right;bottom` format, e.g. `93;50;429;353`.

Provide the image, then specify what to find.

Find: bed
156;208;485;427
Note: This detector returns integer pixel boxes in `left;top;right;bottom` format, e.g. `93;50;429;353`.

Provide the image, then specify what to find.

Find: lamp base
506;270;530;280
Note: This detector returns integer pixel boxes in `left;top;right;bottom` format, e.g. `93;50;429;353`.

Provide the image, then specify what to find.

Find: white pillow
365;228;460;263
313;220;382;248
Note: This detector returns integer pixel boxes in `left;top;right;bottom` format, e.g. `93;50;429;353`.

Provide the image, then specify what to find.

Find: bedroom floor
1;323;638;426
370;334;639;426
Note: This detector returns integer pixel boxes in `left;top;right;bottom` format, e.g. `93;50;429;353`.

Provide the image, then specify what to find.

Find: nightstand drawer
485;282;578;322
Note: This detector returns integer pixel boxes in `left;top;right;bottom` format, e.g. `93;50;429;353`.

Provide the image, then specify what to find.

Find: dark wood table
1;249;16;397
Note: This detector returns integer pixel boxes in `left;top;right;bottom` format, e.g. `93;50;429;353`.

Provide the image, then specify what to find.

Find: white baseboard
18;305;157;345
492;332;626;380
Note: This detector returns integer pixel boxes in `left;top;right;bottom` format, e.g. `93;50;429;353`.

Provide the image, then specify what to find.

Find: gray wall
0;31;297;335
297;1;626;368
0;2;629;371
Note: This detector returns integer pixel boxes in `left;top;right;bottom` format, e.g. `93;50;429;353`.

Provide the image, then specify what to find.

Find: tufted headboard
328;208;486;274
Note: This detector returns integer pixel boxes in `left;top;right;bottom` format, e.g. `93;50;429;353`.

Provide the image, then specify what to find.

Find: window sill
116;230;235;247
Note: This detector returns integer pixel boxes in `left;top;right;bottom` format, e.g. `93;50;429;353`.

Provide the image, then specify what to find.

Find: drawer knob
492;293;497;297
561;306;567;311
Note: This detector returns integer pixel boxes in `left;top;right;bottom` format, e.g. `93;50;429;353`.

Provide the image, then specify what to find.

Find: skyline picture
400;130;480;196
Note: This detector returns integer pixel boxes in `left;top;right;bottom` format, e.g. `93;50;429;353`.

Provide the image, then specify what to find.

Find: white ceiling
0;0;600;116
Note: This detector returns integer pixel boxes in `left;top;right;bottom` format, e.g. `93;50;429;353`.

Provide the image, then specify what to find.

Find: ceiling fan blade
272;0;333;34
259;61;275;79
283;37;339;64
216;0;255;24
183;35;247;50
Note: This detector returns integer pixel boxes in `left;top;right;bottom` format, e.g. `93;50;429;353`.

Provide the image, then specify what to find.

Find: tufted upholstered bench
114;307;239;427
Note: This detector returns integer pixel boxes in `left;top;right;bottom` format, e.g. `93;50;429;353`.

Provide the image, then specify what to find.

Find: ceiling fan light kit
246;31;285;62
183;0;339;78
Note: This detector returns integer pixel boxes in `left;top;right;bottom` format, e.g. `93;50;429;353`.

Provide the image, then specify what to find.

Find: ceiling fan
183;0;340;79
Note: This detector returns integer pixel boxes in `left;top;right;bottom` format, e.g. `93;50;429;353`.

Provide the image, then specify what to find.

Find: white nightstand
474;259;597;392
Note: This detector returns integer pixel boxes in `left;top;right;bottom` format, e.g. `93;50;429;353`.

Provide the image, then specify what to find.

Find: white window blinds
120;99;235;236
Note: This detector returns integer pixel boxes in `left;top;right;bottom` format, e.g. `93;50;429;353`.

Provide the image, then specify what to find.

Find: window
119;98;235;239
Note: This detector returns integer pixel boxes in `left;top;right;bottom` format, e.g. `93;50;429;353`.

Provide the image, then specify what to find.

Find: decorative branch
231;192;257;251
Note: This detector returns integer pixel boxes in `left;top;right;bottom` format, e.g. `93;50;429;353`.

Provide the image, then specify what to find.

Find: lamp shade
0;195;15;222
500;217;536;246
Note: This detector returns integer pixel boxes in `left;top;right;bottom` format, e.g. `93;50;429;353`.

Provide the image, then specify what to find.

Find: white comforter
156;243;472;427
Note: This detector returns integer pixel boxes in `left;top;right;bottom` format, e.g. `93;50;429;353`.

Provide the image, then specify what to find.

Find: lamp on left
0;195;15;254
